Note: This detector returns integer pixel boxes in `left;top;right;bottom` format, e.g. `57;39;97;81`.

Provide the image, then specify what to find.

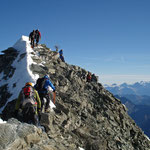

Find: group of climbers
13;30;98;127
14;30;67;126
29;29;41;48
14;75;55;126
86;72;98;82
29;30;66;62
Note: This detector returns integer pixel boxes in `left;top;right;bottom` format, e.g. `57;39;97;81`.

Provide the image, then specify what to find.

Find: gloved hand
53;89;56;92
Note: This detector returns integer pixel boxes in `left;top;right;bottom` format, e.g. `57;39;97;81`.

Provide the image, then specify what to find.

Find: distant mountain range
105;81;150;96
105;81;150;105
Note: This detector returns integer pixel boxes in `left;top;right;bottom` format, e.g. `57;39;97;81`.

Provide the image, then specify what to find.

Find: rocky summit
0;36;150;150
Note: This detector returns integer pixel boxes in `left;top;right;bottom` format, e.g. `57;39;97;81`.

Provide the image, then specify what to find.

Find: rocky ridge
0;42;150;150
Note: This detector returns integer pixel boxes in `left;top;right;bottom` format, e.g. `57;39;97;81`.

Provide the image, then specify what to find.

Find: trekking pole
53;91;56;104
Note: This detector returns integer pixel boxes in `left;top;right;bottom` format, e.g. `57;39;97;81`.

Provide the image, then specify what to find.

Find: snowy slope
0;36;39;112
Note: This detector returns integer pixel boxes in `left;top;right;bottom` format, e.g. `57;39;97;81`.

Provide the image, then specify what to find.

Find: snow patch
0;118;6;124
50;100;56;110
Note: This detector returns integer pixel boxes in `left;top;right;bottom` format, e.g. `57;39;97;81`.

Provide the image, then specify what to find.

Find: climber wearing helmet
14;82;41;126
34;75;55;113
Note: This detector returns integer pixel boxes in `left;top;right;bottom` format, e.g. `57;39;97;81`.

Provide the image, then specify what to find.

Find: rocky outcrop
0;48;18;108
1;44;150;150
0;118;54;150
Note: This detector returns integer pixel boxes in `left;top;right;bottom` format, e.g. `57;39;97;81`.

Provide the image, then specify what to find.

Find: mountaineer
14;82;41;126
59;49;65;62
34;75;56;113
87;72;92;82
29;30;36;48
35;29;41;46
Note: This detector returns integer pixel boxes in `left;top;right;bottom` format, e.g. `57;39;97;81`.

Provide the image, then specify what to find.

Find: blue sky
0;0;150;84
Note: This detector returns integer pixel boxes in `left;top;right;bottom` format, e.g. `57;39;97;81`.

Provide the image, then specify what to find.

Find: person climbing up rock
14;82;41;126
34;75;56;113
29;30;36;48
59;49;65;62
35;29;41;46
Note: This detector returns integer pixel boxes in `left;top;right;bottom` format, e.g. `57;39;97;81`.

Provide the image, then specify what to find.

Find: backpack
35;78;46;91
21;85;36;107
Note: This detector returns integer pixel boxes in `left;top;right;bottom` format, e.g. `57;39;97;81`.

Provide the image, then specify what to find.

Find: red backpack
21;85;36;107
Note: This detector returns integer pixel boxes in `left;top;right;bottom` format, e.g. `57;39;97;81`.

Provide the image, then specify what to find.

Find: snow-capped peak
105;81;150;96
0;35;39;113
13;35;30;52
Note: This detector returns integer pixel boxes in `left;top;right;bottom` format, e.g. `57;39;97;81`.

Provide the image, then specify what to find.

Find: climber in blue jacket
34;75;55;112
59;49;65;62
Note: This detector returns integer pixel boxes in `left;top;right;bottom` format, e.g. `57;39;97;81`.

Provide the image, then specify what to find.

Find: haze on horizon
100;74;150;85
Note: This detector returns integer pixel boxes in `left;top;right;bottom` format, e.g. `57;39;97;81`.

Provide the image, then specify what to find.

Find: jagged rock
0;84;12;108
0;118;49;150
30;64;47;74
2;99;16;120
0;47;18;75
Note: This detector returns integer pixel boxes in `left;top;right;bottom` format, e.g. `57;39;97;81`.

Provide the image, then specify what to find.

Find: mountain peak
13;35;29;52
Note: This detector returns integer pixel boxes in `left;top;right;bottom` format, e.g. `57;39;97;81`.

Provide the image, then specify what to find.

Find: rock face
0;43;150;150
0;48;18;108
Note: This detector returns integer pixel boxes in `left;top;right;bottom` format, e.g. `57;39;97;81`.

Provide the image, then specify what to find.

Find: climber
87;72;92;82
59;49;65;62
34;75;56;113
35;29;41;46
29;30;36;48
14;82;41;126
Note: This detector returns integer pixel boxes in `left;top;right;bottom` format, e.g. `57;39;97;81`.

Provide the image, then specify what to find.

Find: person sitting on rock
14;82;41;126
59;49;65;62
87;72;92;82
34;75;56;113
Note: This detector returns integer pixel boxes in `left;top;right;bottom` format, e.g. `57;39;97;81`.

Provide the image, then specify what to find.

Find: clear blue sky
0;0;150;84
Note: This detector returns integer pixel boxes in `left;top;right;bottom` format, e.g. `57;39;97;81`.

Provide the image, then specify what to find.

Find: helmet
25;82;32;86
44;75;49;79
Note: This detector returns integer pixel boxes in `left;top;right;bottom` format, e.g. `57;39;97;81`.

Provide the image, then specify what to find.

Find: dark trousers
60;55;65;62
36;38;39;46
31;38;35;48
39;93;50;110
22;104;39;126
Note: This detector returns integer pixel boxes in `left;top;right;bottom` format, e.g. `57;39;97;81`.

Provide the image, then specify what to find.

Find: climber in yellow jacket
15;82;41;126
